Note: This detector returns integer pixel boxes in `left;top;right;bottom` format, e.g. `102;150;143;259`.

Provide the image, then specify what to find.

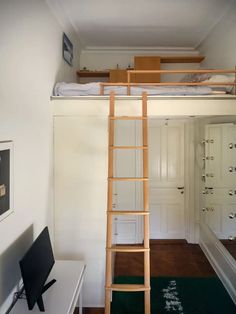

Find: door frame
135;118;196;244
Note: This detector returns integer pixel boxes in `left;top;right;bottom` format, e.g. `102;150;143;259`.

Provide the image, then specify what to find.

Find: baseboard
200;224;236;305
150;239;187;245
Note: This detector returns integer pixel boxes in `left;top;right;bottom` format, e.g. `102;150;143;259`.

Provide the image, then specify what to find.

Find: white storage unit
204;123;236;239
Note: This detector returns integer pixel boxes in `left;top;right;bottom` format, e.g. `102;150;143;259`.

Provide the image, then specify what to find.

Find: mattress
54;82;214;96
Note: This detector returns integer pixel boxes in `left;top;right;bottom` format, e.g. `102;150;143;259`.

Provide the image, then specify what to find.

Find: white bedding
54;82;213;96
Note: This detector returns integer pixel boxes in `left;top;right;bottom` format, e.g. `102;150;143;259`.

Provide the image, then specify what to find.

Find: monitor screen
19;227;55;310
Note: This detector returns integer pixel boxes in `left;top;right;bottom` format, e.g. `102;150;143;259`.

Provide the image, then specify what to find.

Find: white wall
0;0;80;312
80;48;201;82
53;116;107;307
198;1;236;69
80;48;200;70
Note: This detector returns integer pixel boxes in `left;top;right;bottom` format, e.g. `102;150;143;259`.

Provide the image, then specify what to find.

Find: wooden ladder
105;91;150;314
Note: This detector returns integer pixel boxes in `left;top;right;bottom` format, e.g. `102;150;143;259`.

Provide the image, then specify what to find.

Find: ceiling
49;0;233;49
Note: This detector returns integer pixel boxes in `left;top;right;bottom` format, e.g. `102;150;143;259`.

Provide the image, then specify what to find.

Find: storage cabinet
133;56;161;83
109;69;128;83
204;123;236;239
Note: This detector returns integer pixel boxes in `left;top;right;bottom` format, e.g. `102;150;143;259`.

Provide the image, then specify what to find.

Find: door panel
149;120;185;239
114;119;186;242
149;120;184;187
150;187;185;238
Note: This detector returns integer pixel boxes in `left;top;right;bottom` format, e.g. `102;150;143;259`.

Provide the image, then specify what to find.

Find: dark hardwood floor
221;240;236;260
75;240;216;314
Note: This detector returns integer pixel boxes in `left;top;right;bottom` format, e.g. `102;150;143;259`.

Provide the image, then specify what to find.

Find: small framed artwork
0;141;13;221
63;33;73;66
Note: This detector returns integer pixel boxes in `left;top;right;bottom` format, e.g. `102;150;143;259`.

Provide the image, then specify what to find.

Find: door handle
177;187;184;190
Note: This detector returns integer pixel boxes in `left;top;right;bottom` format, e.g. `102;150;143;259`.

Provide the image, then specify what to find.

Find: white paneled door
149;120;185;239
114;119;186;243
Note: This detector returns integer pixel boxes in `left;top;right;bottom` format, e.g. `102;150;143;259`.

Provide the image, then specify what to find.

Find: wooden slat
109;146;148;150
107;284;150;292
102;81;236;86
160;55;205;63
107;245;150;252
77;70;110;77
128;69;236;74
107;210;149;216
108;177;148;181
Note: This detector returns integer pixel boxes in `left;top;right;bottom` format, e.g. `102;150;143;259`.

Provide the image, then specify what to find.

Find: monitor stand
37;279;57;312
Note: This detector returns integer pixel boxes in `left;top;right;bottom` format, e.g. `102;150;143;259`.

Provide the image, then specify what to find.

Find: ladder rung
110;146;148;150
109;177;148;181
107;284;150;292
107;210;149;216
109;116;147;120
107;245;149;252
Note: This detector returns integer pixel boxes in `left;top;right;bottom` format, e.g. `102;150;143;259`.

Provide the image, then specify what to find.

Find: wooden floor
77;240;216;314
221;240;236;260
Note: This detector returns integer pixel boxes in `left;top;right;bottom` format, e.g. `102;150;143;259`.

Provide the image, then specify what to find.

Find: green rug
111;276;236;314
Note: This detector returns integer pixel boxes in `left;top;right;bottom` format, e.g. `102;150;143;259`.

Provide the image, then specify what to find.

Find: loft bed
54;69;236;97
52;70;236;307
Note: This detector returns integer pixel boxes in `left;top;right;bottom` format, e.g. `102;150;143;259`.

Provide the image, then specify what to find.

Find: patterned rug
111;276;236;314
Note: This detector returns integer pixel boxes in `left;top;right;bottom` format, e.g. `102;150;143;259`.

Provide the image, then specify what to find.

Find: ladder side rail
142;92;151;314
105;91;115;314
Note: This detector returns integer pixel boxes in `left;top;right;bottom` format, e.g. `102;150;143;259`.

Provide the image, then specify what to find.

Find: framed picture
63;33;73;66
0;141;13;221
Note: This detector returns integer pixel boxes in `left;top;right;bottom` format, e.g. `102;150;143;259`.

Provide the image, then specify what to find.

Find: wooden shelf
76;70;110;77
160;56;205;63
77;56;205;82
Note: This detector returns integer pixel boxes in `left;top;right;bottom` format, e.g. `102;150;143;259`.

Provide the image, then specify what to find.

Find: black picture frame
63;33;73;66
0;141;13;221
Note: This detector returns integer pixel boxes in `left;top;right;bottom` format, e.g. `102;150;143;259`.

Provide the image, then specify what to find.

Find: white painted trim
82;46;199;55
184;120;196;243
195;0;235;49
84;46;197;51
200;223;236;305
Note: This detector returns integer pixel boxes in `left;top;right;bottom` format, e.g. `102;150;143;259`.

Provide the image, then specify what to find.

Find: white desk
11;260;85;314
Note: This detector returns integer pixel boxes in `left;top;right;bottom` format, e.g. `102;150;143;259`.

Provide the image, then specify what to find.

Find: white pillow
180;73;211;83
204;75;235;93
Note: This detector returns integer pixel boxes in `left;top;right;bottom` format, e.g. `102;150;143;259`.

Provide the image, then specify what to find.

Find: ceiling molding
195;0;234;49
45;0;84;47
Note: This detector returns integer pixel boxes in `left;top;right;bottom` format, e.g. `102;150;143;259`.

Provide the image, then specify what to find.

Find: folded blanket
54;82;213;96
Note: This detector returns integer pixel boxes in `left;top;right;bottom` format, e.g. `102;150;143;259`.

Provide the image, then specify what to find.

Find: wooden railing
100;69;236;95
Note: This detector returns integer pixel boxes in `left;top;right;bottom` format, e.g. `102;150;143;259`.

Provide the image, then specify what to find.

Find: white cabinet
204;123;236;239
11;261;85;314
205;124;236;187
